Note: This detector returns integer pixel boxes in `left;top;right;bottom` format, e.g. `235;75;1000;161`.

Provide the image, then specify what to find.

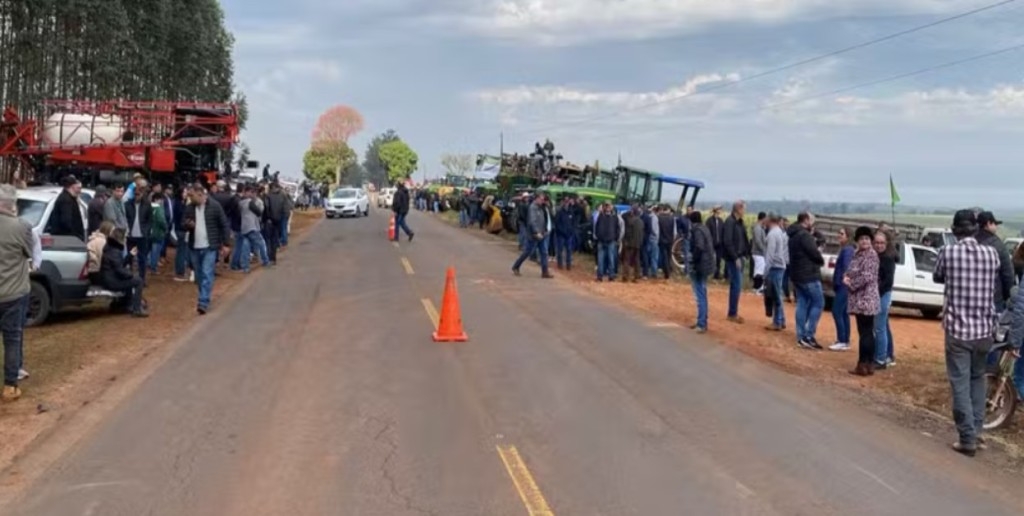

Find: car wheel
326;213;333;219
27;280;51;327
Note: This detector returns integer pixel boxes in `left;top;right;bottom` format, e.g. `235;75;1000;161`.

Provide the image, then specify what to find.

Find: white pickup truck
821;242;943;319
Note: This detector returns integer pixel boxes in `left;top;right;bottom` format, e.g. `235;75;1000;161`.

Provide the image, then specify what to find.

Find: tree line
0;0;236;119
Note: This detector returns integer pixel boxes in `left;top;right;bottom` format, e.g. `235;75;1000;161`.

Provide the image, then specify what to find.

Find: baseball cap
952;209;978;231
977;211;1002;226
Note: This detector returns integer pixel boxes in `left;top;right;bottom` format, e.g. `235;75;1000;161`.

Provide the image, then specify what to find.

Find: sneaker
765;324;783;332
408;232;415;242
807;338;824;350
727;316;745;324
131;310;150;318
829;342;851;352
512;268;521;277
1;385;21;402
886;358;896;368
695;327;707;334
197;306;208;315
17;369;29;381
189;271;195;283
952;442;977;457
797;338;818;350
173;275;188;282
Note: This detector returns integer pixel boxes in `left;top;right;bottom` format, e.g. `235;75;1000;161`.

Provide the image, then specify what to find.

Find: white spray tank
41;113;124;147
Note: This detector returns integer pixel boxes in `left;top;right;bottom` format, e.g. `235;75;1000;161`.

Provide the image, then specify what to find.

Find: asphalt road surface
5;209;1023;515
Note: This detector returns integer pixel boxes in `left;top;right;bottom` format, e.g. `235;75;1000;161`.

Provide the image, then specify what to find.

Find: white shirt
193;203;210;249
30;227;42;270
130;202;143;238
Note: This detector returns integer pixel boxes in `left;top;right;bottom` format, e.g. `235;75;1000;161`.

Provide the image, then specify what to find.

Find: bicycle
984;312;1019;431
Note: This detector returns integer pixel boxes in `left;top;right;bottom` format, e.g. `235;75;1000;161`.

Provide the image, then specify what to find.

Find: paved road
5;209;1023;515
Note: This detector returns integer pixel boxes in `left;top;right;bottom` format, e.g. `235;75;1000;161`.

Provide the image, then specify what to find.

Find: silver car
18;187;120;326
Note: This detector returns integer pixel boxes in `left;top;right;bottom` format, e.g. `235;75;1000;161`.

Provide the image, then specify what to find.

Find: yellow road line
401;257;415;275
421;298;440;329
496;445;555;516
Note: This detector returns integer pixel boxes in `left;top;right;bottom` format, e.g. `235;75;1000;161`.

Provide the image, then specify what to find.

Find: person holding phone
184;185;231;315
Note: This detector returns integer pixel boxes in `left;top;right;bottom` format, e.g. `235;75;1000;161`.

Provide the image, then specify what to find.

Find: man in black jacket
975;211;1015;311
87;185;109;235
787;211;826;349
593;202;621;282
706;206;724;280
722;201;750;322
516;193;532;250
50;176;86;241
391;183;414;242
263;182;288;264
184;185;230;315
125;182;153;281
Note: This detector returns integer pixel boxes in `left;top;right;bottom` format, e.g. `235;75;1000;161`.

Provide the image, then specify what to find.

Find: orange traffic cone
388;215;396;241
433;267;468;342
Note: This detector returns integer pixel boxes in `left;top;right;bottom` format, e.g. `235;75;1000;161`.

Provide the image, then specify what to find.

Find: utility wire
507;0;1018;137
586;41;1024;142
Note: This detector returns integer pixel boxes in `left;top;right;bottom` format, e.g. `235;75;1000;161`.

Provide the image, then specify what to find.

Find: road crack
369;416;438;516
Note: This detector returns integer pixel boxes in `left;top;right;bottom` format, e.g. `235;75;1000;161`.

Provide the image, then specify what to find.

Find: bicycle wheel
670;237;686;272
984;373;1018;431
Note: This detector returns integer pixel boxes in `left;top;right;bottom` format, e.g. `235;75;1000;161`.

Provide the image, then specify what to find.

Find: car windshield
17;199;47;228
333;190;357;199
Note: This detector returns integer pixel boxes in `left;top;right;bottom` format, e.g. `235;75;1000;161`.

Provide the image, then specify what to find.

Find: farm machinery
1;99;239;187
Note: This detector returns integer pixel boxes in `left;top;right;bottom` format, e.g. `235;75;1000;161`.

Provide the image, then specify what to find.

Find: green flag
889;174;901;206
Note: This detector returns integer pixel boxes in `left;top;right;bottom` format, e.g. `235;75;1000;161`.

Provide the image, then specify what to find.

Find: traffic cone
388;215;396;241
433;267;468;342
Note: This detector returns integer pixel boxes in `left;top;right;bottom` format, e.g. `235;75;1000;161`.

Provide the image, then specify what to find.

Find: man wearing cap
975;211;1015;312
933;210;1001;457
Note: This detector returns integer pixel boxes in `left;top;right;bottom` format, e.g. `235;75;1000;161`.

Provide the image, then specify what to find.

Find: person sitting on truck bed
100;228;148;319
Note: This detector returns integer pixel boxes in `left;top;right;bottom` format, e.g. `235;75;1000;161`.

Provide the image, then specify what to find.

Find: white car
326;188;370;218
377;187;396;208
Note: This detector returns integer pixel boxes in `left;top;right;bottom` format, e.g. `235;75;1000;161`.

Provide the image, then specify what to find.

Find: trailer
1;100;239;187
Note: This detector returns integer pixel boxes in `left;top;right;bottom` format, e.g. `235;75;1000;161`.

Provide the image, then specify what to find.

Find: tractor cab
613;165;663;212
658;176;705;213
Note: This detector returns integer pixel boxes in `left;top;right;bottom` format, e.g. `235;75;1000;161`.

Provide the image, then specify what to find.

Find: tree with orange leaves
311;105;365;148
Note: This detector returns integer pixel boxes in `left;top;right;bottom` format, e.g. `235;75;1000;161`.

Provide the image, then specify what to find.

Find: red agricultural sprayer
0;99;239;186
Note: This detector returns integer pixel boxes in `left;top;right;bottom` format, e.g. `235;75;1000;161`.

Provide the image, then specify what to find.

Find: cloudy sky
223;0;1024;208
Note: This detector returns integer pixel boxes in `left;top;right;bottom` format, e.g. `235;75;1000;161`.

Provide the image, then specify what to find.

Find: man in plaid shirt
933;210;1001;457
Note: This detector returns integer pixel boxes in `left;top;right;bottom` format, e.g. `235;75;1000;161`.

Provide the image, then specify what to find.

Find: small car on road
326;187;370;218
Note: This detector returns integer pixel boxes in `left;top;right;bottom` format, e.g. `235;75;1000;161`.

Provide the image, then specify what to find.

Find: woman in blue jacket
829;227;855;351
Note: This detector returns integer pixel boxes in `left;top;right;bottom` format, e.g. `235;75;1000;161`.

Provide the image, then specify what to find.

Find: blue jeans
725;259;742;317
945;334;992;447
280;213;290;246
832;287;851;344
645;238;659;278
1;296;27;386
1013;356;1024;400
767;267;786;328
459;209;469;227
239;231;271;272
555;233;574;269
597;242;618;280
517;224;529;251
149;239;166;272
191;248;218;311
691;273;709;330
875;291;893;364
794;281;825;342
126;237;149;281
513;236;549;276
230;230;246;270
174;231;190;276
394;213;412;241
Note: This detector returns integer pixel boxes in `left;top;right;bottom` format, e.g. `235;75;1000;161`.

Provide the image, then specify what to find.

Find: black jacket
87;196;107;235
51;190;85;241
594;212;620;244
878;252;896;295
214;192;241;232
690;223;715;278
722;214;749;261
125;198;153;239
786;224;825;284
706;215;724;248
99;239;135;291
976;228;1015;303
185;198;231;250
658;213;676;246
264;191;287;225
392;187;410;215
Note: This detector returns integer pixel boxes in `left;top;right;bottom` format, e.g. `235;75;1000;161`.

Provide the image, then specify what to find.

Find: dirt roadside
0;210;322;473
435;211;1024;467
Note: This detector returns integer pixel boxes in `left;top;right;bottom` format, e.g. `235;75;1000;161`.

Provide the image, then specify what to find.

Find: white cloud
457;0;981;44
476;73;739;108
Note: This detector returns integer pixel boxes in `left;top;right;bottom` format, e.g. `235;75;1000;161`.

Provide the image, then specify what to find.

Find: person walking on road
933;210;1001;457
0;185;31;402
828;227;855;351
237;185;271;273
722;200;750;323
50;175;86;241
688;211;715;334
788;212;826;349
764;214;788;331
391;183;414;242
553;197;577;271
845;226;880;377
184;185;231;315
594;202;620;282
512;194;552;279
263;183;288;265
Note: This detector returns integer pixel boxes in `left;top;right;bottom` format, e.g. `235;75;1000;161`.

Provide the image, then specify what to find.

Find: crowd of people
1;174;297;402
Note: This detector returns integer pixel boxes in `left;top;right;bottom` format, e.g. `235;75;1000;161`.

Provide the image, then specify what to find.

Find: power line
507;0;1018;137
586;41;1024;142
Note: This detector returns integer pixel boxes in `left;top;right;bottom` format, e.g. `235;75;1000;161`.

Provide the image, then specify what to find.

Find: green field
854;213;1024;238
